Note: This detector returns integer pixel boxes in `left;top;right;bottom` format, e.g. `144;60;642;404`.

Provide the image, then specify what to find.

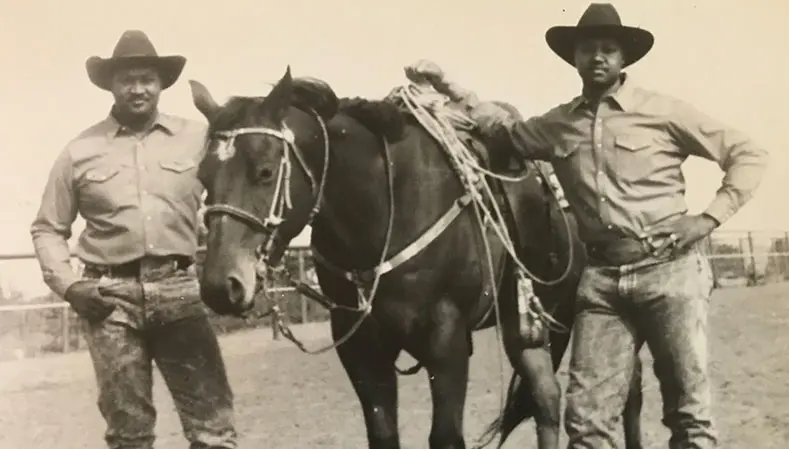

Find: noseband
201;108;330;269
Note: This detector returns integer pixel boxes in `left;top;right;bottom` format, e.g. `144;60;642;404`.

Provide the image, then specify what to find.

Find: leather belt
84;255;193;279
585;237;653;266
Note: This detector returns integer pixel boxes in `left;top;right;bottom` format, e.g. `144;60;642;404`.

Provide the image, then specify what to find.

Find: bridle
200;104;397;356
201;108;330;273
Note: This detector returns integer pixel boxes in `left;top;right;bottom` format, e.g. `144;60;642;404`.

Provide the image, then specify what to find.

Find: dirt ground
1;283;788;449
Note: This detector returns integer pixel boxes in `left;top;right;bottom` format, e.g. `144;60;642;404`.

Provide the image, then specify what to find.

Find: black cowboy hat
85;30;186;91
545;3;654;67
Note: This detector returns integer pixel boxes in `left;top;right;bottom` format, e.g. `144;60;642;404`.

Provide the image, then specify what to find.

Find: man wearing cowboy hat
407;3;768;448
30;30;238;449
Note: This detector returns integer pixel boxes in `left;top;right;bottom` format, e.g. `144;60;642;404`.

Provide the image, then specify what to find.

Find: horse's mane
206;81;408;144
337;97;406;142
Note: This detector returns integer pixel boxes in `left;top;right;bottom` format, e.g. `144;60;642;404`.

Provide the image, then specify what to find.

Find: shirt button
146;216;152;221
607;225;613;230
601;197;607;203
148;244;154;249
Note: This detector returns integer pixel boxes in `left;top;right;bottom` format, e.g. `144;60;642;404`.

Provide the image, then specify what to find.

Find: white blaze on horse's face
214;139;236;162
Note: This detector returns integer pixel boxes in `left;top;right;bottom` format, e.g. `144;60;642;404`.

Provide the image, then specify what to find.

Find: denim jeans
564;247;717;449
80;262;237;449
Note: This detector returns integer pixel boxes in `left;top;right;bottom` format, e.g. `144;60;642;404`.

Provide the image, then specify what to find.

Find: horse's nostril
226;276;246;305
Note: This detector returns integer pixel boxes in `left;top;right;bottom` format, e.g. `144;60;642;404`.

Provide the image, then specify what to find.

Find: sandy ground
1;283;788;448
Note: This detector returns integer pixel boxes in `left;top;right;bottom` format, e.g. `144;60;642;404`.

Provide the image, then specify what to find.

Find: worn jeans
564;247;717;449
80;261;237;449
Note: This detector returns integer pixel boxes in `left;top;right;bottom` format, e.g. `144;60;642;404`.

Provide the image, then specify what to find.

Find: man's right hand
470;101;515;131
64;280;116;323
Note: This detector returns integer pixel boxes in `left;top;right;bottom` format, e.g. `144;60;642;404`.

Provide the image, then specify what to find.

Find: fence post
298;250;308;324
61;306;70;353
74;314;82;350
784;232;789;278
747;231;757;285
271;304;280;340
20;310;28;356
704;236;718;286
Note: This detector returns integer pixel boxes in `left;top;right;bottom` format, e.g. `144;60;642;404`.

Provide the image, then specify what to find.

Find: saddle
383;85;568;219
382;84;571;348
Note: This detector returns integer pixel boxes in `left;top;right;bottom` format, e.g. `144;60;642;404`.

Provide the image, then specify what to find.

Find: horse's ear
262;66;293;122
189;80;220;122
292;76;339;120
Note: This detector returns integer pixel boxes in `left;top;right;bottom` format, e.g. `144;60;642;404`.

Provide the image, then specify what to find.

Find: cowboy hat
545;3;654;67
85;30;186;91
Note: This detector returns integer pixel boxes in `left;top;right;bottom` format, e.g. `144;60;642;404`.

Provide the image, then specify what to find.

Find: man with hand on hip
407;3;768;448
30;30;238;449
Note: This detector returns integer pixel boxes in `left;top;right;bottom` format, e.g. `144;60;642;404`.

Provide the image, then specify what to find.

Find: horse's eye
258;166;275;181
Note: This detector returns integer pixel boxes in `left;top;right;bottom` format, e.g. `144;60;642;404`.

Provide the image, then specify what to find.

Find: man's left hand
645;214;719;257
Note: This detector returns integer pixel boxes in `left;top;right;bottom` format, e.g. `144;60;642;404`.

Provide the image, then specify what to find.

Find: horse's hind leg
332;311;401;449
623;354;644;449
421;299;471;449
503;343;561;449
497;281;561;448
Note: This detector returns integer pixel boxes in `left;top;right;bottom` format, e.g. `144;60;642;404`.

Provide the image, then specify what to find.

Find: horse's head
189;66;338;316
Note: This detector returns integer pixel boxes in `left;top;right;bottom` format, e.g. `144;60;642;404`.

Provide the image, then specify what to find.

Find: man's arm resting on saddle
404;61;556;161
472;105;556;161
672;101;770;228
30;149;81;299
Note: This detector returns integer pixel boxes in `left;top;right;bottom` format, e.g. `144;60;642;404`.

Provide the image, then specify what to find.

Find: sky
0;0;787;296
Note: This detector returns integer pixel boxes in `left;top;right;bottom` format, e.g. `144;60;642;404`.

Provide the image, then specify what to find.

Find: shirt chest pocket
80;166;125;212
156;159;201;200
612;135;655;183
551;142;586;182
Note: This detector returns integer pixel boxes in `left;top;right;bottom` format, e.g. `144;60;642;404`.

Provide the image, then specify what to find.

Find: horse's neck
312;138;393;269
313;124;464;270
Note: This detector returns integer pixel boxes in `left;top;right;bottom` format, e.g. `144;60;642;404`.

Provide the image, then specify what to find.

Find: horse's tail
473;372;536;449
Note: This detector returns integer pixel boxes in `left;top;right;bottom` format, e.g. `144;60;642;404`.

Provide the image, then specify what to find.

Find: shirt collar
104;110;180;139
569;73;637;113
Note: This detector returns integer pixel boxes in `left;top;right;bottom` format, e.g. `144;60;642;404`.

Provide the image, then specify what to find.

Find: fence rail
2;230;789;360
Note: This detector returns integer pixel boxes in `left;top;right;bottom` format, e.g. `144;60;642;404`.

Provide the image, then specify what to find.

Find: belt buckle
644;234;673;257
139;257;173;278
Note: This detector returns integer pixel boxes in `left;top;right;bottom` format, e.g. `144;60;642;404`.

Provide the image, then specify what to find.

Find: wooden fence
1;230;788;359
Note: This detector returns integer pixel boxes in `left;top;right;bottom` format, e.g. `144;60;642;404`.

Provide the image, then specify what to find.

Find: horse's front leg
332;309;402;449
421;298;471;449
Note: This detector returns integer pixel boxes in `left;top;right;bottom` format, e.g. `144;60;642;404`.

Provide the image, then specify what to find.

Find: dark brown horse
189;67;643;449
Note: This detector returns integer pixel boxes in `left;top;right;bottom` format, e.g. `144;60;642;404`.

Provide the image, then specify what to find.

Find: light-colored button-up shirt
484;75;769;244
30;112;208;298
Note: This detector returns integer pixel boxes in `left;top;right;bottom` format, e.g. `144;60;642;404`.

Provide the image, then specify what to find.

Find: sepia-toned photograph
0;1;785;448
